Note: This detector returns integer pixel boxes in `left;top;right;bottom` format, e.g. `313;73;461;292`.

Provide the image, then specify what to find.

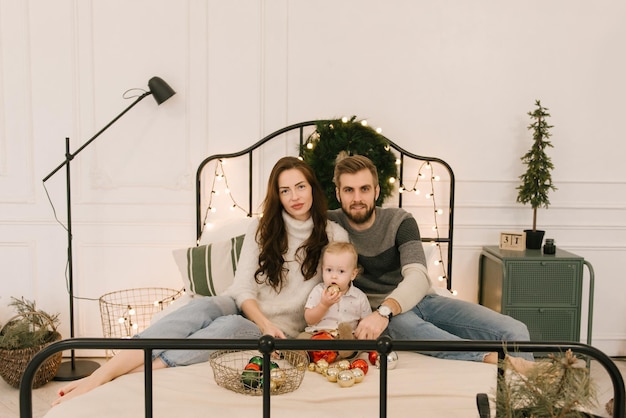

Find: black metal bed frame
19;337;625;417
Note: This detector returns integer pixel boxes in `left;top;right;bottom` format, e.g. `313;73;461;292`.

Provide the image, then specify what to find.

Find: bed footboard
20;337;625;418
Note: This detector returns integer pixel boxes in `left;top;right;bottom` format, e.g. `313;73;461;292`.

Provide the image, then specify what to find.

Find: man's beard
341;202;375;225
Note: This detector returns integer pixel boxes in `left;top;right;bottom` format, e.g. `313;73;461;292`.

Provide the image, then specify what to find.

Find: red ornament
368;351;378;365
244;363;261;372
309;331;338;364
350;358;369;375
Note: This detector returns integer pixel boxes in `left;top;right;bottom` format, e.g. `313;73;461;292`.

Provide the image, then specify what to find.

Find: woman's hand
259;322;287;339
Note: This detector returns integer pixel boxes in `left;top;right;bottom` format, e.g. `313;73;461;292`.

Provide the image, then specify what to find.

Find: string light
395;157;451;293
200;159;253;236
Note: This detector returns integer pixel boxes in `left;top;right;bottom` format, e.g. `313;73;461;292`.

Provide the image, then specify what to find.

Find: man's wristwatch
376;304;393;320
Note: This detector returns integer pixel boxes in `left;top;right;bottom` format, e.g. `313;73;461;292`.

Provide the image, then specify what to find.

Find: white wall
1;0;624;355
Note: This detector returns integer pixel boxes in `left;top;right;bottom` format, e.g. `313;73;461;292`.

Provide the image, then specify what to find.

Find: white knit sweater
223;212;349;338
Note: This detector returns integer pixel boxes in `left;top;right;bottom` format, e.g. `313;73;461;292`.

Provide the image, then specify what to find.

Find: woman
53;156;349;405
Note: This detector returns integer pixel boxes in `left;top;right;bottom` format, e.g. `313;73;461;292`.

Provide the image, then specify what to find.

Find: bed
20;119;625;417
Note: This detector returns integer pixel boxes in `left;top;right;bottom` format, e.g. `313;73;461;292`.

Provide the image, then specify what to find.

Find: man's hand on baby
354;313;387;340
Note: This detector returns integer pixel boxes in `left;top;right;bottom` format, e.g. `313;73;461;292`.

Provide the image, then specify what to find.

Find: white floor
1;358;624;417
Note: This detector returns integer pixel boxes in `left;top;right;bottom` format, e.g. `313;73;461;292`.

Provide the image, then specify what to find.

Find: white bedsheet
44;351;497;418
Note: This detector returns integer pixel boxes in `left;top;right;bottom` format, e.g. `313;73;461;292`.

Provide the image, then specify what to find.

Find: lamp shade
148;76;176;105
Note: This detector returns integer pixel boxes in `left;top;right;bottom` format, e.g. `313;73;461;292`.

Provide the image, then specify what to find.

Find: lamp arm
42;91;152;182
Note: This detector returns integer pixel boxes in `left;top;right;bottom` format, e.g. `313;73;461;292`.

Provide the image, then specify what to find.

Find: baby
300;241;371;360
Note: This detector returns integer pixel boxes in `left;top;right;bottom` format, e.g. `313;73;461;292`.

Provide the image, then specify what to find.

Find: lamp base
53;359;101;381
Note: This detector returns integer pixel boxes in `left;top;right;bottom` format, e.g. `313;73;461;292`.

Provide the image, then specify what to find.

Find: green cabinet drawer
505;307;580;341
505;261;582;307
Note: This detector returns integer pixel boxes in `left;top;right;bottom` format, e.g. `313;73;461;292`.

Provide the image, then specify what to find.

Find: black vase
524;229;545;250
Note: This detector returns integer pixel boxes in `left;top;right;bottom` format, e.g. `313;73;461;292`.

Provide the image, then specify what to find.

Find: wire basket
99;287;183;340
209;349;308;396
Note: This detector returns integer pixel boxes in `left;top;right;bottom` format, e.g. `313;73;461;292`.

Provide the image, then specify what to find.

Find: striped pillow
173;235;245;296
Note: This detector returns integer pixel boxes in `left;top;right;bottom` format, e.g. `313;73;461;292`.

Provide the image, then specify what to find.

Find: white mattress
44;351;497;417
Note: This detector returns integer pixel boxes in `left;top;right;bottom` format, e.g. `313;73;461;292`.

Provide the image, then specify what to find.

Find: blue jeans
387;294;533;361
138;296;262;367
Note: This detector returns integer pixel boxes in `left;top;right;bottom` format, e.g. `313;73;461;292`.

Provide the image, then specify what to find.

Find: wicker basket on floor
0;313;62;389
209;349;308;396
99;287;183;339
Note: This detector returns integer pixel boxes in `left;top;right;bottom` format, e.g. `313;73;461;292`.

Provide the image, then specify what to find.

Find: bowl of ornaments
209;349;308;395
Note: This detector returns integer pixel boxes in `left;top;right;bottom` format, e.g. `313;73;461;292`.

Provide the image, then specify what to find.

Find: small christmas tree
496;350;599;417
516;100;557;232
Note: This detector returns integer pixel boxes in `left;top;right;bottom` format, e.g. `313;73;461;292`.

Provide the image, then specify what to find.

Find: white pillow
172;235;245;297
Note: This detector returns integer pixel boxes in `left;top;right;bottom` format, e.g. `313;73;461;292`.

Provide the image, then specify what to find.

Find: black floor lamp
42;76;175;380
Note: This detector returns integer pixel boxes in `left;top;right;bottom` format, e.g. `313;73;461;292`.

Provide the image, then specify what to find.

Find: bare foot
52;374;107;406
504;354;537;376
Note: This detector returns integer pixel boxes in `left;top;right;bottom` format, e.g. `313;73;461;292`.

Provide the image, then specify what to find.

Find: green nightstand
478;245;594;344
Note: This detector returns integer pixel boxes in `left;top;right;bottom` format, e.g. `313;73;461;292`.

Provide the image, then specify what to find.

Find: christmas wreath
300;116;398;210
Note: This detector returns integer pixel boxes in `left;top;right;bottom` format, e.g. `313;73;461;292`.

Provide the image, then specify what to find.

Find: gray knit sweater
328;207;432;310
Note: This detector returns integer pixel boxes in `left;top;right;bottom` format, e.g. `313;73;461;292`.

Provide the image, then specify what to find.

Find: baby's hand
326;284;341;296
321;284;342;306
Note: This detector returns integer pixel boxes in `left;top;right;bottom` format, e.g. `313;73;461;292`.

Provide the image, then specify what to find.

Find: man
327;153;533;363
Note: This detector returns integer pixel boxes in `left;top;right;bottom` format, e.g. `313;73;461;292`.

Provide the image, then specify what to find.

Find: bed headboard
195;119;456;290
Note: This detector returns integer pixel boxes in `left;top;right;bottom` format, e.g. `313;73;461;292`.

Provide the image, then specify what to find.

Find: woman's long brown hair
254;157;329;291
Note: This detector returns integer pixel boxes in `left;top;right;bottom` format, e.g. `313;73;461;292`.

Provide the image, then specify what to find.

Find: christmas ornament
375;351;399;370
270;368;286;387
308;331;338;364
368;351;378;365
241;369;260;389
327;284;341;295
315;359;329;374
244;363;261;372
336;359;351;371
248;356;263;369
350;359;369;375
325;367;340;383
336;370;356;388
240;354;285;391
351;367;365;383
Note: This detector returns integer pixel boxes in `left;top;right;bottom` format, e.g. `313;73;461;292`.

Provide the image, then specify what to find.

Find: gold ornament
337;370;356;388
325;367;340;383
351;367;365;383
